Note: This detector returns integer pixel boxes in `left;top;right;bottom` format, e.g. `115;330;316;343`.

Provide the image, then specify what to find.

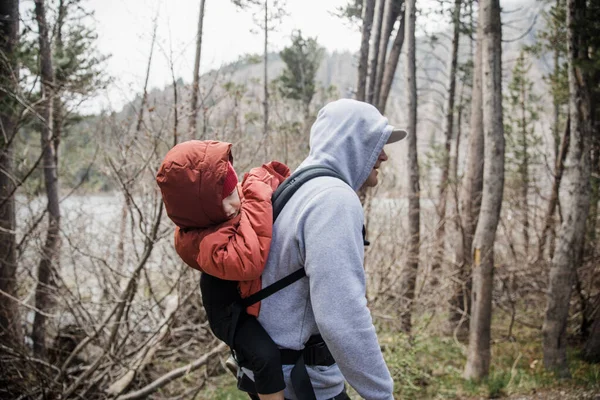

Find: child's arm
196;165;287;281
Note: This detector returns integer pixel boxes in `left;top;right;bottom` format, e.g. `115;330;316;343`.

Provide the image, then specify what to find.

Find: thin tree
431;0;462;284
503;51;542;258
372;0;395;105
189;0;206;138
135;12;159;136
464;0;504;379
542;0;593;376
32;0;60;358
366;0;385;104
0;0;21;347
232;0;287;141
378;2;405;114
449;0;483;334
399;0;420;333
356;0;375;101
537;118;570;262
529;0;569;260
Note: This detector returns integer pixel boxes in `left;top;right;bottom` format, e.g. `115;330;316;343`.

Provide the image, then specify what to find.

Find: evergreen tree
278;31;324;124
503;50;542;257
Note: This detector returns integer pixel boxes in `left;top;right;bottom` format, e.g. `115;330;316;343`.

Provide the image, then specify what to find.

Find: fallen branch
116;342;228;400
106;295;179;396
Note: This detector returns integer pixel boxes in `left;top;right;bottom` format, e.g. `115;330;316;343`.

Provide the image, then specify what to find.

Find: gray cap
387;128;408;144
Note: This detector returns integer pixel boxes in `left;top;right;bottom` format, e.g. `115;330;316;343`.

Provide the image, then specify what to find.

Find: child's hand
262;161;290;186
241;169;275;202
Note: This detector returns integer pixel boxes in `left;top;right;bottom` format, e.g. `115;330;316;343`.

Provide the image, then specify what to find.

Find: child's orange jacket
156;140;290;316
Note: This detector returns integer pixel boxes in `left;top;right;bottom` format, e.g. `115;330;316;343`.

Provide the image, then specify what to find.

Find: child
156;140;289;400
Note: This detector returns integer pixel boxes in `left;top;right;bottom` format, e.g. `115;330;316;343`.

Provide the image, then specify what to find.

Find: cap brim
387;128;408;144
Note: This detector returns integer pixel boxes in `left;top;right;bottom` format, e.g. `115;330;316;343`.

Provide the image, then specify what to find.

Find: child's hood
156;140;233;229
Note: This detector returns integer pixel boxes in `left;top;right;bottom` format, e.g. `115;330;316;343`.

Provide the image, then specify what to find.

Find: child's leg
200;273;241;344
234;313;285;399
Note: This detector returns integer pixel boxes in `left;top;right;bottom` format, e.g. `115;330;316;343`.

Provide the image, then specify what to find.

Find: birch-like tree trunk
537;117;570;261
372;0;394;106
464;0;504;379
542;0;592;376
366;0;385;104
0;0;21;347
189;0;206;138
356;0;375;101
399;0;420;333
378;9;405;114
449;1;484;332
32;0;60;358
432;0;461;285
263;0;269;138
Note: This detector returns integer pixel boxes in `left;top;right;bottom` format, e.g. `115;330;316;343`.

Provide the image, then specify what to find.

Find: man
257;99;407;400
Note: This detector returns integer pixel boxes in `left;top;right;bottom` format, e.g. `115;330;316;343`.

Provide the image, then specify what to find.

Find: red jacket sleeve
197;174;274;281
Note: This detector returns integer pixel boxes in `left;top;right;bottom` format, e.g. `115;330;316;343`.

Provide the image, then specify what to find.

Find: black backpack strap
241;166;347;308
235;167;348;399
272;166;347;221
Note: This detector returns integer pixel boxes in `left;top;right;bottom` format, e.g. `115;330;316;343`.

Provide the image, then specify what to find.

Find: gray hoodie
258;99;395;400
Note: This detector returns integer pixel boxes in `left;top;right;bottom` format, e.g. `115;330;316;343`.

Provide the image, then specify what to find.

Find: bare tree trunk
356;0;375;102
447;84;466;337
0;0;21;347
399;0;420;333
542;0;592;376
449;1;484;332
52;0;65;168
366;0;385;104
432;0;462;285
189;0;206;138
378;9;405;113
552;0;561;160
464;0;504;379
373;0;394;106
263;0;269;139
519;79;530;257
135;14;158;136
537;117;570;261
32;0;60;358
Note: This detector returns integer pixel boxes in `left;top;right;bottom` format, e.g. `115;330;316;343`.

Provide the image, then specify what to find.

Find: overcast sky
86;0;370;112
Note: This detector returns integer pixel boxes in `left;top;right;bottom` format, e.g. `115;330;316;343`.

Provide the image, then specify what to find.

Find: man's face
362;148;388;188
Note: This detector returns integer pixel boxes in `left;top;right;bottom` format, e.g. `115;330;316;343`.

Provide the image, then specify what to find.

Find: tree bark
366;0;385;104
399;0;419;333
263;0;269;139
189;0;206;138
0;0;21;348
135;15;158;136
464;0;504;380
537;117;570;262
32;0;60;359
449;0;484;332
542;0;592;376
378;8;405;114
432;0;461;285
356;0;375;102
373;0;394;107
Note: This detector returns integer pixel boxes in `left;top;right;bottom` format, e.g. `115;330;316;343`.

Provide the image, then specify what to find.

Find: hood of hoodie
156;140;233;229
297;99;394;191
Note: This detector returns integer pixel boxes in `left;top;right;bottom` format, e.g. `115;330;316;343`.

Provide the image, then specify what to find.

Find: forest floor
200;313;600;399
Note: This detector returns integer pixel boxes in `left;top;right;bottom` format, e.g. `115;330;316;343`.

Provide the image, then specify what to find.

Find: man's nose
379;149;388;162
